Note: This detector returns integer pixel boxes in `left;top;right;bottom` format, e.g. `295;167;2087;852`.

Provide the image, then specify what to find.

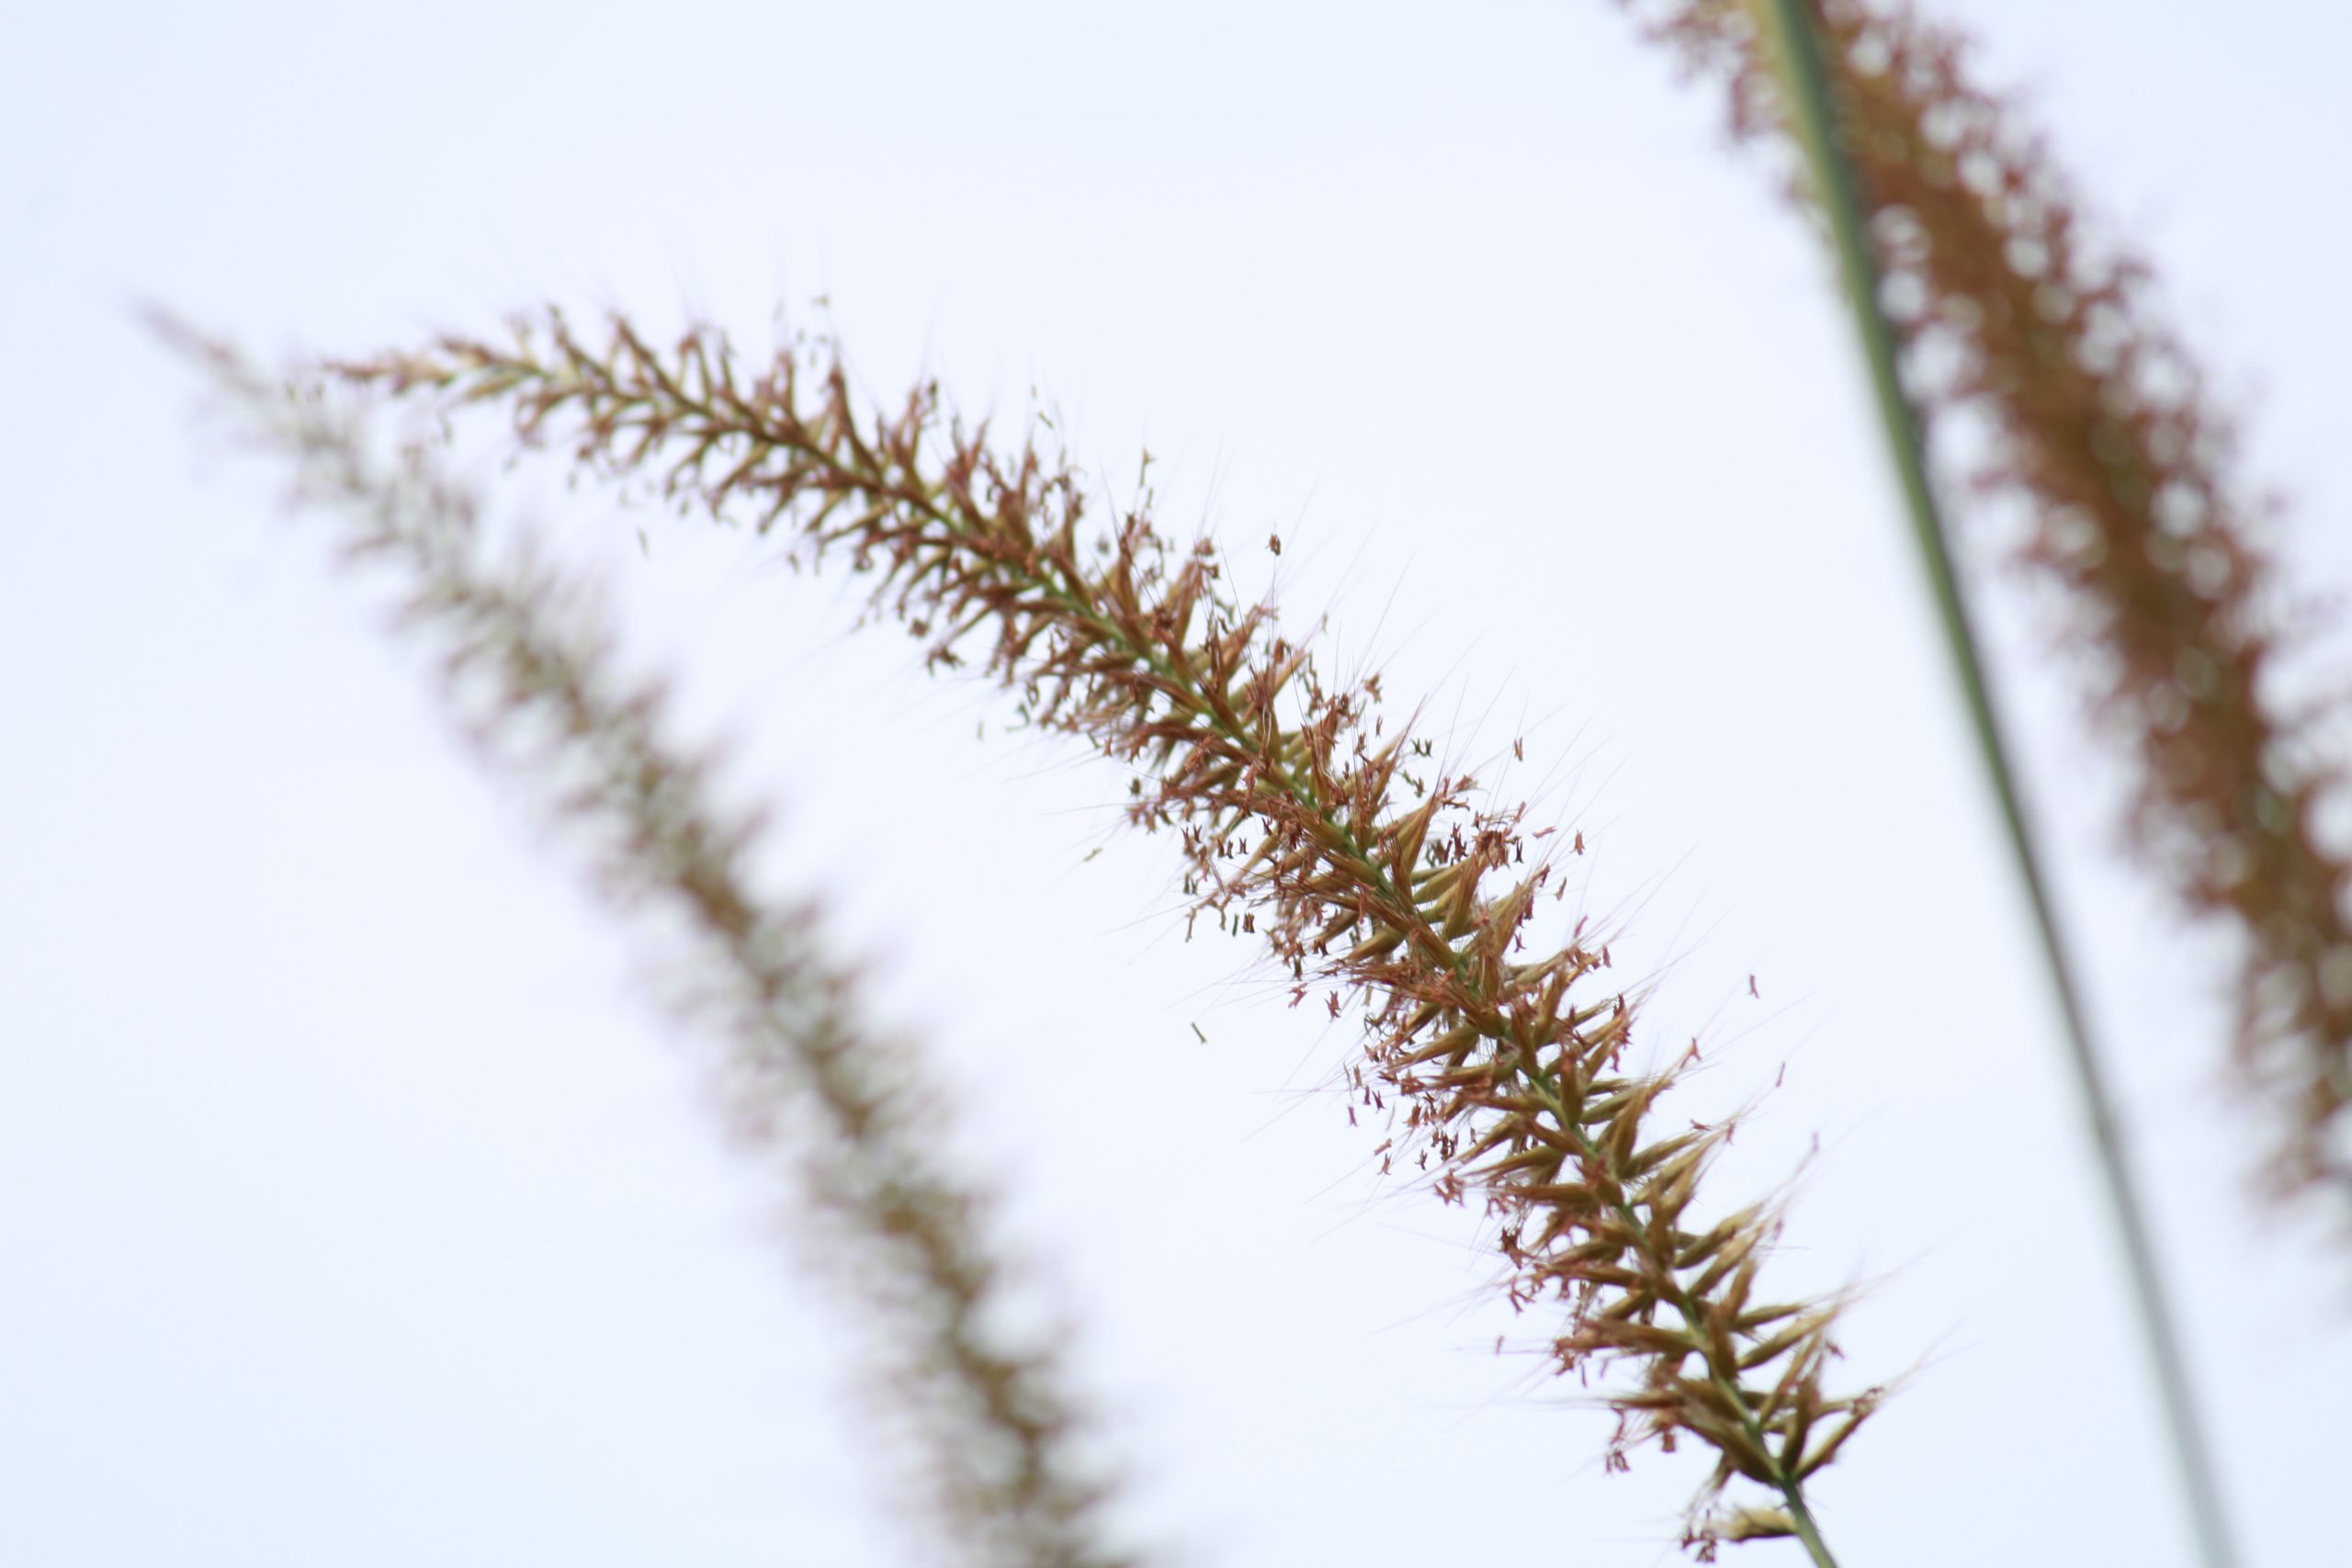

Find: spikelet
1633;0;2352;1202
338;310;1881;1556
170;321;1140;1568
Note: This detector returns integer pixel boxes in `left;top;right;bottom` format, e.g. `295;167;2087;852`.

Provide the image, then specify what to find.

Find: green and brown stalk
1635;0;2352;1204
1677;6;2243;1563
171;323;1138;1568
339;311;1883;1560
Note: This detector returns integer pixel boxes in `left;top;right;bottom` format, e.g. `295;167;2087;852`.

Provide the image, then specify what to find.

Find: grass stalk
1637;0;2352;1210
1748;6;2237;1565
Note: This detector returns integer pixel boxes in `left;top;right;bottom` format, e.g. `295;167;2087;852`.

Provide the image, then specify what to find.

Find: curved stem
1753;5;2238;1566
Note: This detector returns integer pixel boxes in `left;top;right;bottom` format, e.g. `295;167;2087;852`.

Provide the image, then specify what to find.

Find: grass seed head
339;306;1881;1549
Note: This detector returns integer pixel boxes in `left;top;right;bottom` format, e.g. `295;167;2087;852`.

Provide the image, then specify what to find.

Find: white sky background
6;3;2351;1564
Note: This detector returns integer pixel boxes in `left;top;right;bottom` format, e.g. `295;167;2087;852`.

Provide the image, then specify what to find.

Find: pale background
6;3;2351;1564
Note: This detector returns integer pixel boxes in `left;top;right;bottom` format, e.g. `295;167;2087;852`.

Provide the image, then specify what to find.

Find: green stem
1787;1492;1838;1568
1755;5;2237;1567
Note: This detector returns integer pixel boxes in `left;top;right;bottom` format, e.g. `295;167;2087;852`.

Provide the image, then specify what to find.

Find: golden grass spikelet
337;309;1881;1556
1632;0;2352;1202
170;321;1139;1568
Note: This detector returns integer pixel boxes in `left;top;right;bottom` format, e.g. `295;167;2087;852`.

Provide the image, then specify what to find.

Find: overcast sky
6;4;2352;1565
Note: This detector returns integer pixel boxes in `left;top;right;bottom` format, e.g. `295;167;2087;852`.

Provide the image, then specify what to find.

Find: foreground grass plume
339;311;1882;1561
1635;0;2352;1206
166;322;1140;1568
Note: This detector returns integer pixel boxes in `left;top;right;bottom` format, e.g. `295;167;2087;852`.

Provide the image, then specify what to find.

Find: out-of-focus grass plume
1632;0;2352;1207
159;319;1143;1568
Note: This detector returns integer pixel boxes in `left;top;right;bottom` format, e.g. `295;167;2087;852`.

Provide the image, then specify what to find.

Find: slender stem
1754;5;2238;1566
1787;1493;1838;1568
